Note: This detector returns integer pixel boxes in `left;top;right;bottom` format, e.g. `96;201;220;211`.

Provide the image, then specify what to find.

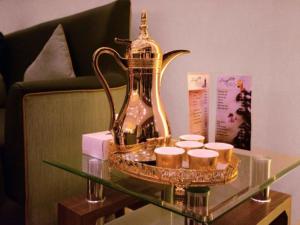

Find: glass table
44;148;300;224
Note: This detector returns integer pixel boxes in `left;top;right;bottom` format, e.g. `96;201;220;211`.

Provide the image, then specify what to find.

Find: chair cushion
0;108;4;147
24;24;75;82
0;144;5;204
0;74;6;107
0;197;23;225
0;109;4;205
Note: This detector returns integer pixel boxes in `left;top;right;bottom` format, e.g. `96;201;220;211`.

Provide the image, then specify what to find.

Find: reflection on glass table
44;149;300;223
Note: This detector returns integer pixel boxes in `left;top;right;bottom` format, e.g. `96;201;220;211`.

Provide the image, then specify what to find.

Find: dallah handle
92;47;128;130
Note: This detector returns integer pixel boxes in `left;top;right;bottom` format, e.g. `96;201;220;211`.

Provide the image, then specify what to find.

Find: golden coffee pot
93;11;190;150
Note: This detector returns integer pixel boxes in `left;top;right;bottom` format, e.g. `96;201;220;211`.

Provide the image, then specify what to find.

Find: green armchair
0;1;130;224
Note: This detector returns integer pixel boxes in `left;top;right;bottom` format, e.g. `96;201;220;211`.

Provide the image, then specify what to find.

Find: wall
1;0;300;224
131;1;300;223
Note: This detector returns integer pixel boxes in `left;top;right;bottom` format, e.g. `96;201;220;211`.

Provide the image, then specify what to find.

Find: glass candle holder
204;142;233;163
188;149;219;169
179;134;205;143
175;141;204;163
154;147;185;169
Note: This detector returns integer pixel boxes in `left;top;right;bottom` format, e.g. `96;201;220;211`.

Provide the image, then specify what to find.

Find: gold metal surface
217;149;233;163
188;153;218;169
92;11;190;150
175;141;204;163
156;154;183;169
109;139;239;186
204;144;233;163
92;47;127;130
155;147;184;169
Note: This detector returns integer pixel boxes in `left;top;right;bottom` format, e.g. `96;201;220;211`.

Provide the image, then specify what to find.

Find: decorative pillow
24;24;75;82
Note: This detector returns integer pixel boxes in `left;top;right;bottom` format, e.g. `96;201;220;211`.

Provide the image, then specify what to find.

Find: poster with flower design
216;75;251;150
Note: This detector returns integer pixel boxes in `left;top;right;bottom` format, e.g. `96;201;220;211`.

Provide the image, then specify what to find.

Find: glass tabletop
44;148;300;223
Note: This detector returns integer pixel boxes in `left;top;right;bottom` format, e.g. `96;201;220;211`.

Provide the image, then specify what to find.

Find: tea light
204;142;233;163
188;149;219;169
175;141;204;149
179;134;205;143
154;147;185;169
175;141;204;164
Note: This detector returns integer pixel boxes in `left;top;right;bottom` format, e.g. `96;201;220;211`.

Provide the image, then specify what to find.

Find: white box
82;131;113;160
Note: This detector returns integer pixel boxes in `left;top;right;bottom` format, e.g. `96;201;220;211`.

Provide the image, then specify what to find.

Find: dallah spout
160;50;190;85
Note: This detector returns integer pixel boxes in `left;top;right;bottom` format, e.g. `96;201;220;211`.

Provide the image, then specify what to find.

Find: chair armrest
5;76;103;139
2;75;126;224
6;75;125;95
4;76;102;201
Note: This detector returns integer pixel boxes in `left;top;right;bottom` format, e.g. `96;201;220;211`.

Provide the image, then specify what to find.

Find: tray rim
109;141;240;187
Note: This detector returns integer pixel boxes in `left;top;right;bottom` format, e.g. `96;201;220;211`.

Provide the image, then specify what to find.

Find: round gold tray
109;139;239;187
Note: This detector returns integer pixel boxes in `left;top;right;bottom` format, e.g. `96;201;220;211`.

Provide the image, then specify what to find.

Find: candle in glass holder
204;142;233;163
154;147;184;169
188;149;219;169
179;134;205;143
175;141;204;163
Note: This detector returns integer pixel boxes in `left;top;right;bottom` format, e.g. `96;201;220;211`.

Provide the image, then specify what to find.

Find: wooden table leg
58;187;144;225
